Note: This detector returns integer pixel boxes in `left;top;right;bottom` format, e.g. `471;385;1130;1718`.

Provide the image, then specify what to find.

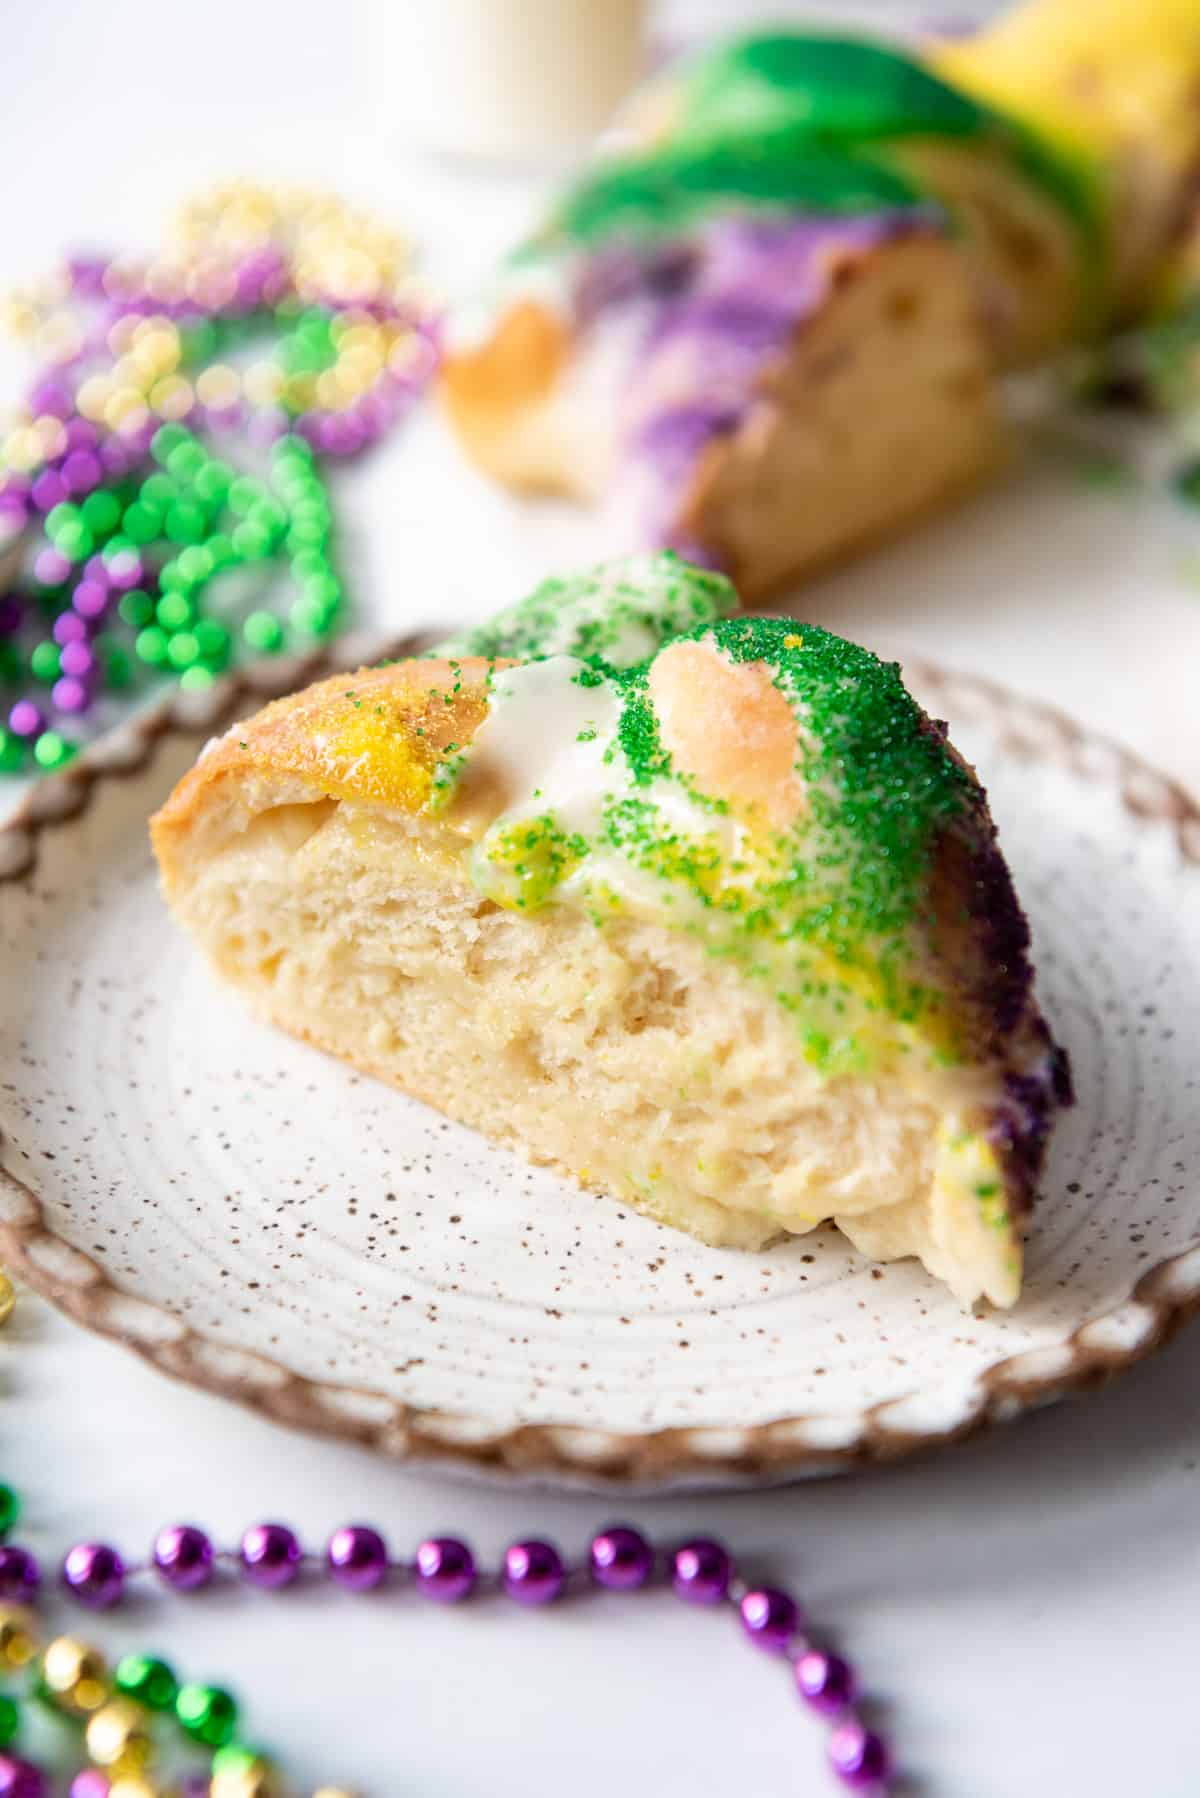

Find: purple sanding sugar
644;293;797;355
634;401;743;460
575;241;698;325
601;209;927;544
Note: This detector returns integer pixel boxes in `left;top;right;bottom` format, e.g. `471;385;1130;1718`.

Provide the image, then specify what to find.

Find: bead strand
0;1611;291;1797
0;181;441;775
0;1488;892;1798
0;1491;893;1793
0;1486;309;1797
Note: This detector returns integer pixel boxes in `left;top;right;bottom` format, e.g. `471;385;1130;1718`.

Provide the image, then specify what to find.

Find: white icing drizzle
461;656;738;916
469;659;622;843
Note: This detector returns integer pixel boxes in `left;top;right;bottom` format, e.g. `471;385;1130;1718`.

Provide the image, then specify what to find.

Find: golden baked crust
153;657;502;871
441;304;576;494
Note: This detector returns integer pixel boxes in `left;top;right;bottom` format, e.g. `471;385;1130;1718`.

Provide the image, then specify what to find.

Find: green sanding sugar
473;813;589;910
444;553;982;1072
706;614;971;940
436;550;738;667
516;611;968;1066
613;678;670;787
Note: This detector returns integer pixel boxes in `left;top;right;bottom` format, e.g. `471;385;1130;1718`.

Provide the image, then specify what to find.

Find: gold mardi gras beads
0;267;70;340
85;1694;155;1774
0;1604;39;1670
173;178;413;308
209;1765;281;1798
0;1268;14;1327
41;1634;111;1715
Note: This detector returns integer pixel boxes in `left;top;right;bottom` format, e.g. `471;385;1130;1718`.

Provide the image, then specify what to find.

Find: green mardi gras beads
3;401;371;777
15;426;347;708
80;490;121;537
165;630;201;671
176;1680;240;1747
0;1482;19;1536
27;641;61;683
118;589;156;629
0;188;436;763
0;1475;316;1784
114;1652;179;1712
32;731;74;770
211;1742;275;1777
155;591;195;632
98;640;133;690
135;625;171;667
243;610;285;654
164;499;208;545
121;499;161;543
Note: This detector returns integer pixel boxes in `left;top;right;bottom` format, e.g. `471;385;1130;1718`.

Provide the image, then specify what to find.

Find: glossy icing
641;31;1100;251
661;33;996;147
447;33;963;358
549;135;927;249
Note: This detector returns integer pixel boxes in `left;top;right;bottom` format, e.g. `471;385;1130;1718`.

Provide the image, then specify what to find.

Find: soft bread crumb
160;792;986;1274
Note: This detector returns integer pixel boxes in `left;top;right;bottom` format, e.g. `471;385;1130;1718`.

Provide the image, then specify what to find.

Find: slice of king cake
153;554;1070;1307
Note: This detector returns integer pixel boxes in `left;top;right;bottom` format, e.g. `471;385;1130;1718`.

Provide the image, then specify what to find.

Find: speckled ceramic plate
1;649;1199;1489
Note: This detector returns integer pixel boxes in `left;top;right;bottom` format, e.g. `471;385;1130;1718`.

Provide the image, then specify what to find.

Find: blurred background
3;2;1007;293
5;0;1197;803
5;0;1197;797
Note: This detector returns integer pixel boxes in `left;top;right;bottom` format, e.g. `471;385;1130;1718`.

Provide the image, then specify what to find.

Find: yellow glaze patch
324;705;437;810
215;658;500;818
933;0;1200;176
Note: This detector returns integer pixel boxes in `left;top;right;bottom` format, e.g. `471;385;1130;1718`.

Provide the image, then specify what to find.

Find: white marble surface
4;2;1200;1794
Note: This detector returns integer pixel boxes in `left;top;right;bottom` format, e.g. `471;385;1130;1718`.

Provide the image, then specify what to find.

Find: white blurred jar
394;0;648;160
